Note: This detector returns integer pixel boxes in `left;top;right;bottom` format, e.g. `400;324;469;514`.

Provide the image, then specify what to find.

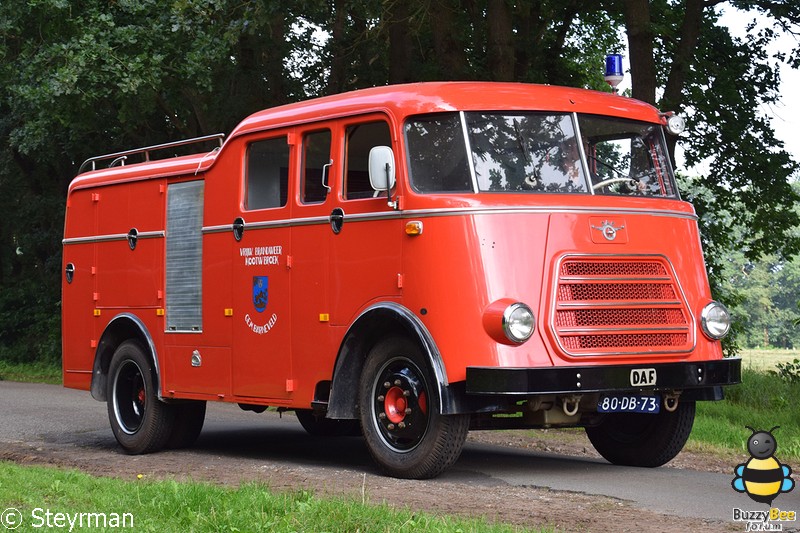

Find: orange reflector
224;308;234;317
319;313;330;322
156;309;165;316
405;221;423;235
93;309;101;317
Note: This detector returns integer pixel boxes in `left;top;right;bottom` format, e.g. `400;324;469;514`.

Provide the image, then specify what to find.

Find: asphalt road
1;381;798;530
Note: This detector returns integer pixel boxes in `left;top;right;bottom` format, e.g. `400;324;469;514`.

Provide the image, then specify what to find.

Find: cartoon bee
732;426;795;505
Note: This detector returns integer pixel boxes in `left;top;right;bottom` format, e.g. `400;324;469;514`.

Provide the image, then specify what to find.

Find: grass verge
0;462;548;533
0;360;61;384
689;366;800;460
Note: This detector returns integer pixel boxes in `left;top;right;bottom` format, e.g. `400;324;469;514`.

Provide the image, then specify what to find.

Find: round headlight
503;303;535;343
701;301;731;340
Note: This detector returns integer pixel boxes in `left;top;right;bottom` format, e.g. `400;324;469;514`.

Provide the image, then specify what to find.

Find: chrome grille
553;256;693;356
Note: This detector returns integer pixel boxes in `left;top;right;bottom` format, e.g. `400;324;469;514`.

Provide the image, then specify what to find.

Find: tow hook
561;395;581;416
663;391;681;412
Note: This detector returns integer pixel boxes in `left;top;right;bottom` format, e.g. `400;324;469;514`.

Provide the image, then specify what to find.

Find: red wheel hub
137;388;146;405
384;386;407;424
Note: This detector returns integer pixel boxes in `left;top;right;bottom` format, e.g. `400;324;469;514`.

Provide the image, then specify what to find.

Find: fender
327;302;461;418
90;313;162;402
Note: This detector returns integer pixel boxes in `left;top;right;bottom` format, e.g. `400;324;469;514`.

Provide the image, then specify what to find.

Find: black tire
107;340;175;454
295;409;361;437
585;401;695;467
166;401;206;449
358;337;469;479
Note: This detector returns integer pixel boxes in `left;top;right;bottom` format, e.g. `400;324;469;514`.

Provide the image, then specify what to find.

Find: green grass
0;462;550;533
689;365;800;460
0;360;61;384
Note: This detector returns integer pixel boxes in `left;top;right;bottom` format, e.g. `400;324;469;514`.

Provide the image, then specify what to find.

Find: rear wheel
585;401;695;467
359;337;469;479
107;340;175;454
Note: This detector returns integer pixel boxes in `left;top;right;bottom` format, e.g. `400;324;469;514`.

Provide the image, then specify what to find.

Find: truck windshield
405;112;678;198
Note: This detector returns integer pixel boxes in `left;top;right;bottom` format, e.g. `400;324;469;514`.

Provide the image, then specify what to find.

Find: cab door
328;117;403;327
289;119;402;406
230;133;294;400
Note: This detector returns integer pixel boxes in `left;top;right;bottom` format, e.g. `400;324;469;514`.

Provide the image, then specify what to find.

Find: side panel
94;180;165;310
162;180;233;397
231;223;292;399
63;180;166;390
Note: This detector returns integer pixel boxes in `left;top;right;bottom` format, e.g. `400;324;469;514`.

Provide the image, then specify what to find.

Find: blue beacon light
605;54;624;93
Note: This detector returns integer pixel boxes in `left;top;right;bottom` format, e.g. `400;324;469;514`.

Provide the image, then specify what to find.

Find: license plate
597;395;660;414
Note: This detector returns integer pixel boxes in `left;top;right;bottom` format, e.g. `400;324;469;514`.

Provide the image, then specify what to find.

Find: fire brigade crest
252;276;268;312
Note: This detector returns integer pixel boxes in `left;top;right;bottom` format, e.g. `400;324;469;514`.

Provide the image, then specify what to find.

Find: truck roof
230;81;662;139
70;82;664;192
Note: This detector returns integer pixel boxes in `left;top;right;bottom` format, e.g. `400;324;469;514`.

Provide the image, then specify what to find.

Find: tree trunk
623;0;657;105
487;0;514;81
431;0;469;79
386;0;413;84
326;0;348;94
662;0;704;111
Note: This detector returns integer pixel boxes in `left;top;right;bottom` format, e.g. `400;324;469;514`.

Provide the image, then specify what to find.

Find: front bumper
466;357;741;396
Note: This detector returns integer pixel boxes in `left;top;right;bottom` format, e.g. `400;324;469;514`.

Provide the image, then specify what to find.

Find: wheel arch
327;302;459;419
90;313;161;402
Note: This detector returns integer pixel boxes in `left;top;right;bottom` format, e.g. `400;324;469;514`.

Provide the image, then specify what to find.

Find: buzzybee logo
732;426;794;505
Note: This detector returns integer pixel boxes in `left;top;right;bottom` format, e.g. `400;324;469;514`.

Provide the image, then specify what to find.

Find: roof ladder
77;133;225;174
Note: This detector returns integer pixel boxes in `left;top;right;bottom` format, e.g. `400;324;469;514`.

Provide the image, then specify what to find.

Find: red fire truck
62;82;741;479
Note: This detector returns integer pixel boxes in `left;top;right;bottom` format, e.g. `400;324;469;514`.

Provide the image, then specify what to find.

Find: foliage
770;358;800;384
0;1;798;363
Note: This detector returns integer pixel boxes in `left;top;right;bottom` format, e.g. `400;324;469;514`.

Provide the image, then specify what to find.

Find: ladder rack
77;133;225;174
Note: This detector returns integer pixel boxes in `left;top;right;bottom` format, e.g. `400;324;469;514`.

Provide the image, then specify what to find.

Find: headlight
701;301;731;340
503;303;535;343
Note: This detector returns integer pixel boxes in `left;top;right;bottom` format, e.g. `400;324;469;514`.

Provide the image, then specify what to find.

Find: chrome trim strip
556;300;683;308
66;202;695;244
197;205;696;235
402;206;697;220
63;230;165;245
459;111;479;193
557;326;690;334
202;224;233;234
201;213;404;234
572;112;594;195
559;276;673;282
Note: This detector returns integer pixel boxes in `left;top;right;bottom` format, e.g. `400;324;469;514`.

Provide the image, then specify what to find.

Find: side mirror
368;146;396;192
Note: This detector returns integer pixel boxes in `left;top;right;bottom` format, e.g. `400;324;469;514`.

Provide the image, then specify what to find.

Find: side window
302;130;332;204
344;121;392;200
405;113;473;193
246;137;289;210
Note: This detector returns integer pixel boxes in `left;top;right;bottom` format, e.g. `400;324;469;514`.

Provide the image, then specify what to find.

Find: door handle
330;208;345;234
232;217;245;241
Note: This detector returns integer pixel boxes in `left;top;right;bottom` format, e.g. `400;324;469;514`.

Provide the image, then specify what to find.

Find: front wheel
107;340;175;454
358;337;469;479
585;401;695;467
